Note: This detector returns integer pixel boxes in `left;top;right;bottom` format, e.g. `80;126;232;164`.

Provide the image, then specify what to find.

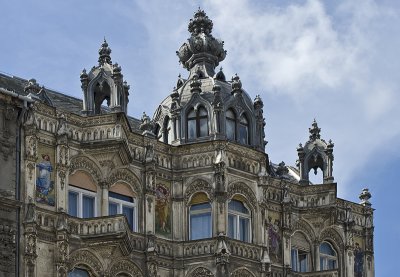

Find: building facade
0;9;374;277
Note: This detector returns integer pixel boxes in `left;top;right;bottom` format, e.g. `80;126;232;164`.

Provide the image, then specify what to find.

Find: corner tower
297;120;334;185
80;39;130;115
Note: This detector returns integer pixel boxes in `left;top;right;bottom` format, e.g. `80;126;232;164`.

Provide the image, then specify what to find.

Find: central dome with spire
151;9;266;151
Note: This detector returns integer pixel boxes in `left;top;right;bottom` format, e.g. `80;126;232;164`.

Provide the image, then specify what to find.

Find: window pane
68;268;90;277
109;202;118;215
239;124;248;144
328;259;336;270
199;118;208;137
123;206;134;231
226;109;235;119
188;119;196;139
190;203;211;211
320;242;336;256
228;214;236;239
109;191;133;203
291;249;298;271
198;107;207;116
82;195;94;218
190;212;211;240
226;119;235;140
239;217;250;242
68;191;78;217
299;251;308;272
188;109;196;118
228;200;249;214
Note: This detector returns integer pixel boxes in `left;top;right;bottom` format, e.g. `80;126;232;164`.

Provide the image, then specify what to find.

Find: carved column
100;181;109;216
144;144;156;235
215;234;230;277
55;129;70;211
55;212;69;277
23;202;38;277
25;128;38;203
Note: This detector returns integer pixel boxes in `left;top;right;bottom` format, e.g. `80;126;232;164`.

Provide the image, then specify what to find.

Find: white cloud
202;0;400;197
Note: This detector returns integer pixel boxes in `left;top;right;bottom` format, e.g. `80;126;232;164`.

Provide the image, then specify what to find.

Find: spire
176;8;226;76
98;38;112;65
309;119;321;141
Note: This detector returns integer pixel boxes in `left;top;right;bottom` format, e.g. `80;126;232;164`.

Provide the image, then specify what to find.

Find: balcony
292;270;338;277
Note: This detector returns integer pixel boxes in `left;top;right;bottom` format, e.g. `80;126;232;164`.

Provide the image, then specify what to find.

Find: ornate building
0;9;374;277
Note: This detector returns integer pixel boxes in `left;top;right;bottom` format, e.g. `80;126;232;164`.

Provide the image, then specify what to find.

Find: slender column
100;183;109;216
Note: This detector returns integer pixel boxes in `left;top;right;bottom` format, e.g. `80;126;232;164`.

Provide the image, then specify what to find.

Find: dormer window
225;109;250;145
187;107;209;139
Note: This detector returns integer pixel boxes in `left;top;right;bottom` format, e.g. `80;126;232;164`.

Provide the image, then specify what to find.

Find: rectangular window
108;191;136;231
291;248;309;272
68;186;97;218
68;191;78;217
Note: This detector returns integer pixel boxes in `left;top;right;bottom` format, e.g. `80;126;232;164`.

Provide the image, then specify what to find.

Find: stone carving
147;262;158;277
69;156;102;183
108;259;143;277
227;182;257;209
185;179;214;204
190;267;214;277
108;168;141;194
25;136;38;161
68;249;103;274
231;268;255;277
319;228;344;252
0;224;16;274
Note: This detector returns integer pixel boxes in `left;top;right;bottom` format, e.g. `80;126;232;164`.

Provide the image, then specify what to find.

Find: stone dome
151;9;266;151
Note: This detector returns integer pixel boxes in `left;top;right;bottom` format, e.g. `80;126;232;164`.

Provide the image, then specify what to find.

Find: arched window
187;107;209;139
291;232;311;272
163;116;171;144
238;114;249;144
68;171;97;219
226;109;236;141
109;183;137;231
68;268;90;277
189;192;212;240
228;198;251;242
319;242;337;270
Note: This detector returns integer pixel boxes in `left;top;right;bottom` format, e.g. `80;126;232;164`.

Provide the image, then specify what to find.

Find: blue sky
1;0;398;275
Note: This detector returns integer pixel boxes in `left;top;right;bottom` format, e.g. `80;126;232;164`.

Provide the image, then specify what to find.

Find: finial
309;119;321;141
231;74;242;92
359;188;372;206
98;38;112;65
188;8;213;35
254;95;264;108
190;73;202;93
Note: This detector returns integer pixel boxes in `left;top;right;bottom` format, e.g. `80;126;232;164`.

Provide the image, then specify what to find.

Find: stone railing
291;270;338;277
36;209;58;231
68;214;128;236
182;238;216;257
228;239;262;261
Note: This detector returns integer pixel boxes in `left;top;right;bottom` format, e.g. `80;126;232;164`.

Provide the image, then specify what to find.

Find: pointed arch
319;226;345;252
108;259;143;277
68;249;103;276
185;178;214;205
231;268;256;277
108;168;142;194
69;155;102;183
227;182;257;210
292;218;317;242
188;266;214;277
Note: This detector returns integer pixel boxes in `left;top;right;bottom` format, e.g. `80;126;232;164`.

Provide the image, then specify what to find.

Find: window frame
68;185;97;219
319;241;338;271
108;192;137;232
187;106;209;139
189;202;212;240
291;247;310;272
226;109;237;141
227;199;252;243
238;113;249;145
